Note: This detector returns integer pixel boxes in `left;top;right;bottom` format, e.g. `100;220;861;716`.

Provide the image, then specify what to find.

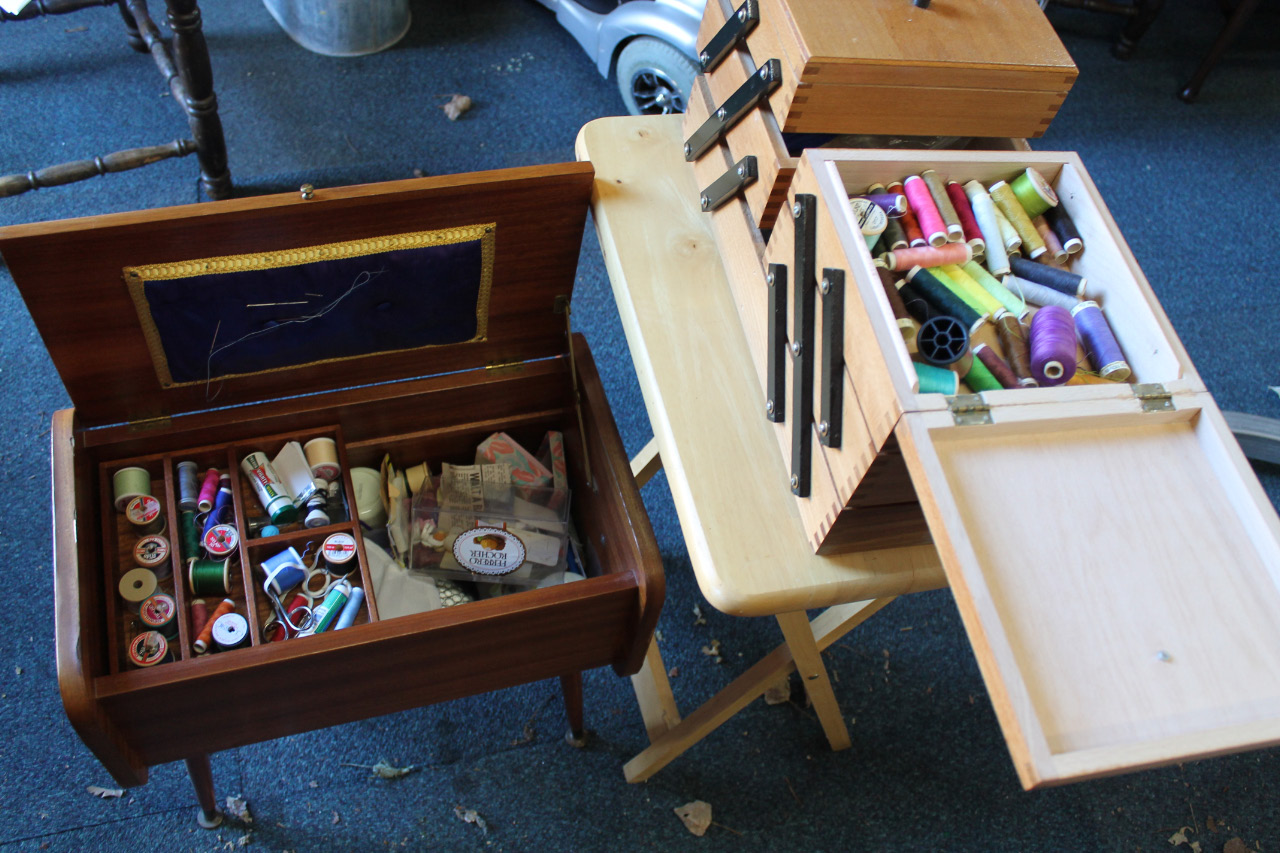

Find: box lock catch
698;0;761;73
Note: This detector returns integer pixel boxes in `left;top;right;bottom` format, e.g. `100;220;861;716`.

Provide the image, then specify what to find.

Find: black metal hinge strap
683;59;782;162
698;0;761;73
700;155;758;212
766;262;786;423
790;193;816;497
819;268;844;448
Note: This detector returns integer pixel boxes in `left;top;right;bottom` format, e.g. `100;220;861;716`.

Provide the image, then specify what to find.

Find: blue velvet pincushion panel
127;226;494;387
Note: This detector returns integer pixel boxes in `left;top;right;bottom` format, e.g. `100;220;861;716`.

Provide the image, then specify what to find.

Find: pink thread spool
197;468;220;513
1028;305;1077;386
903;175;948;247
881;242;973;271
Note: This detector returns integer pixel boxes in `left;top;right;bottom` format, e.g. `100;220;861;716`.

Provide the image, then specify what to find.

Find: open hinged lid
804;149;1280;787
0;162;594;429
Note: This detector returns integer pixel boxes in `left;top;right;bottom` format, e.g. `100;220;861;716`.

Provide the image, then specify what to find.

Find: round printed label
140;593;175;628
203;524;238;557
126;495;161;525
128;631;168;667
452;526;526;576
322;532;357;566
134;535;169;567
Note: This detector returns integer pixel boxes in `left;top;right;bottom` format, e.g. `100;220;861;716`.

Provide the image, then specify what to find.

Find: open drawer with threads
762;147;1280;787
3;162;663;791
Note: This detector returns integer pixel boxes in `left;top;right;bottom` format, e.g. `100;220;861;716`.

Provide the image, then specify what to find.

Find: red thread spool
973;343;1020;389
946;181;986;255
189;598;209;640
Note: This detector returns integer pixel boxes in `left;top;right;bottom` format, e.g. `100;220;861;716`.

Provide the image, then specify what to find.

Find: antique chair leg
164;0;232;199
1178;0;1262;102
185;754;223;829
1112;0;1166;59
561;672;588;747
117;0;147;52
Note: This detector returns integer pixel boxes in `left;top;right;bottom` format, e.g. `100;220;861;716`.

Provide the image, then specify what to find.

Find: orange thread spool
194;598;235;654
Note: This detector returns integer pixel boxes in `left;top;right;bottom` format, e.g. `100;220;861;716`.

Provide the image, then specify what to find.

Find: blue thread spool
261;547;307;596
176;461;200;512
201;478;235;544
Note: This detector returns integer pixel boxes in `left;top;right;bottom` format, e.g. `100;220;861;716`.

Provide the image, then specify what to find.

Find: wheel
616;36;698;116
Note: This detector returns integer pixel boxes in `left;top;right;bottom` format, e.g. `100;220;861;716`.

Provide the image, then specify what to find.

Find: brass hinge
948;394;993;426
1133;383;1174;413
484;359;525;375
128;414;172;433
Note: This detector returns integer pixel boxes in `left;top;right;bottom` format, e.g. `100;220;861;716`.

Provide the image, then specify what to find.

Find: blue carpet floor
2;0;1279;850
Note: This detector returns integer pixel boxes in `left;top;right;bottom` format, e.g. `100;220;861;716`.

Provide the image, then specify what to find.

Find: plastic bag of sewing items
373;431;582;604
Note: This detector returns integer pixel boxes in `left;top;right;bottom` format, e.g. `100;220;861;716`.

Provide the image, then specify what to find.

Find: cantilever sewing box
0;162;664;798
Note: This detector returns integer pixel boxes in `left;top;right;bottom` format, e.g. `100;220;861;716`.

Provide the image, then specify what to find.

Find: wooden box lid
0;163;594;428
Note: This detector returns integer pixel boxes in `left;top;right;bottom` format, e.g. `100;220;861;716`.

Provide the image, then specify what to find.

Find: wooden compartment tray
2;162;664;790
763;147;1280;787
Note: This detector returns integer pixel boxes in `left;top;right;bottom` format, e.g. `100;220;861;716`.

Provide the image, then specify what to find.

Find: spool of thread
284;593;312;636
188;556;231;597
850;197;888;251
879;268;920;347
303;492;330;528
140;592;179;639
179;511;200;560
202;523;239;559
261;546;307;596
995;310;1037;387
992;205;1022;254
197;468;221;513
322;531;358;575
334;586;366;630
905;267;984;331
1003;274;1079;311
915;362;959;395
973;343;1020;390
960;260;1026;317
946;180;985;255
303;437;342;483
866;182;887;194
916;315;973;376
940;264;1005;317
240;452;297;524
1045;205;1084;255
856;193;908;217
881;242;972;271
194;598;235;654
211;612;250;652
201;478;235;543
119;568;158;613
1010;167;1059;218
921;170;964;243
962;181;1009;276
1034;216;1069;264
126;495;165;536
190;598;209;641
877;215;909;252
133;534;171;576
127;631;172;668
112;467;151;513
922;267;990;322
887;180;928;248
1071;301;1132;381
176;461;200;512
1008;257;1087;299
989;181;1046;259
1028;305;1078;386
896;278;940;324
964;356;1002;392
903;175;948;247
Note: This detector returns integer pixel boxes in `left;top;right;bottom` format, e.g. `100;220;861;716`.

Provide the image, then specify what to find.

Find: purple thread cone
1029;305;1077;386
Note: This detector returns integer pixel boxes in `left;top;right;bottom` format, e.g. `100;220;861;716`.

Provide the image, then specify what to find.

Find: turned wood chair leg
561;672;587;747
1178;0;1262;102
117;0;148;52
164;0;233;199
1112;0;1166;59
185;754;223;829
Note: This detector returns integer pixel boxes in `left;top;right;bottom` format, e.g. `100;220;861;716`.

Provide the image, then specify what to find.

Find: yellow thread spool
989;181;1046;259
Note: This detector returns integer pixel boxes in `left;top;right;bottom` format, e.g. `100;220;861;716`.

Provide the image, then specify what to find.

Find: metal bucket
261;0;411;57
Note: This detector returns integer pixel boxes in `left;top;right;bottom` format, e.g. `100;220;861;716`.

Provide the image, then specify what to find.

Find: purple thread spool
856;193;909;218
1028;305;1077;386
1071;301;1132;381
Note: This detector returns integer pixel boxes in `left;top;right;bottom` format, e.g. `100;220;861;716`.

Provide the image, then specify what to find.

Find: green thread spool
189;556;231;597
1010;168;1058;219
961;260;1026;317
940;264;1004;317
989;181;1046;259
180;510;201;560
905;267;984;332
992;205;1022;253
112;466;151;513
915;362;958;395
964;356;1003;392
